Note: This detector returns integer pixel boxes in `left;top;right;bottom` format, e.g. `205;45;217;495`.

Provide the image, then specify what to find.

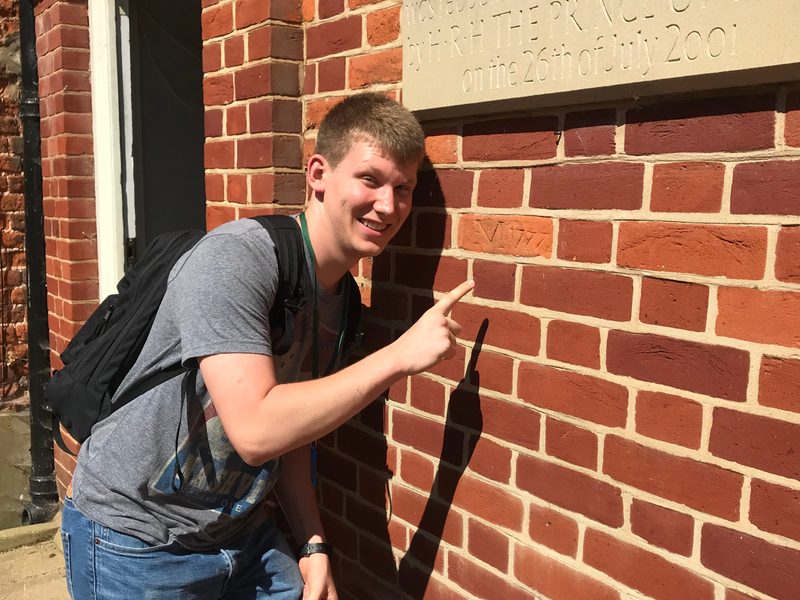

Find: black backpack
45;215;362;451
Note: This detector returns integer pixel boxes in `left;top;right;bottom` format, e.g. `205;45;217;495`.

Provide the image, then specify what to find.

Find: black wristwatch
298;542;333;559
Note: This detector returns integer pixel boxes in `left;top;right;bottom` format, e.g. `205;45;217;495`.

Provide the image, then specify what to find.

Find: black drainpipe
19;0;58;525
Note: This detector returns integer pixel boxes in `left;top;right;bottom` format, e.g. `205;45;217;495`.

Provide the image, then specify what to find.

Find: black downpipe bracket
19;0;58;525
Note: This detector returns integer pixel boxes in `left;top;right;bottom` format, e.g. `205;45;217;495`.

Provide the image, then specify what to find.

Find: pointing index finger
435;280;475;316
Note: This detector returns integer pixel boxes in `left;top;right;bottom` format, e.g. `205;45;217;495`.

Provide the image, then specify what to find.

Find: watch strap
298;542;333;559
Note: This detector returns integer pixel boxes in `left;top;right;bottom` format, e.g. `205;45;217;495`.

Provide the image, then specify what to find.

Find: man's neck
301;207;355;293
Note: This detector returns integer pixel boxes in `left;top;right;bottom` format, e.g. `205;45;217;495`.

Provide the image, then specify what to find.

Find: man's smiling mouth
358;218;388;232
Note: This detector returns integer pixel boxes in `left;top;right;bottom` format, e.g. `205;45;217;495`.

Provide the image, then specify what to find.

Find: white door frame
88;0;125;297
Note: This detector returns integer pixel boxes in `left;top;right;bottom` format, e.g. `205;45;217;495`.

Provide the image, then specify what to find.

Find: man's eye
361;175;379;187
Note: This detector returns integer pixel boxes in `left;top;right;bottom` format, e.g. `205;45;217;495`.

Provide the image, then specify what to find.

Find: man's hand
391;280;475;375
299;553;337;600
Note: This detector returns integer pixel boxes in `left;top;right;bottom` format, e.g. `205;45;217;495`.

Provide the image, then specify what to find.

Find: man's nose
374;185;396;215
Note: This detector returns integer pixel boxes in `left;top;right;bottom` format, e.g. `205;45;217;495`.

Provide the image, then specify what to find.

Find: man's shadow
315;162;487;599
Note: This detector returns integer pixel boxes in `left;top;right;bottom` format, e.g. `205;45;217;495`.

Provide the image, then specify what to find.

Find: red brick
564;109;616;157
318;0;343;19
607;330;750;402
349;47;402;88
423;130;457;165
449;554;531;600
392;410;445;461
635;390;703;449
520;265;633;321
234;63;271;100
204;140;234;168
337;423;387;472
710;407;800;480
775;226;800;284
223;34;244;67
517;454;623;526
303;63;316;94
604;435;742;520
626;95;775;154
204;108;223;137
585;529;714;600
414;212;450;249
467;518;509;572
528;503;579;557
618;222;767;279
394;254;468;294
546;320;600;369
726;590;759;600
545;418;597;469
458;214;552;258
651;162;725;213
731;160;800;216
449;472;524;531
317;56;345;93
203;73;234;106
235;0;300;27
470;350;514;395
201;2;233;39
759;356;800;413
717;287;800;348
750;479;800;544
225;105;246;135
787;92;800;148
306;16;362;60
366;6;400;46
462;116;558;161
640;278;709;333
469;436;512;484
399;449;433;491
530;162;644;210
305;96;344;129
519;362;627;427
515;543;620;600
316;448;357;490
476;169;524;208
409;375;445;417
631;499;694;556
449;390;540;452
702;523;800;600
236;137;273;168
226;174;247;203
557;220;612;264
470;260;515;302
412;169;473;209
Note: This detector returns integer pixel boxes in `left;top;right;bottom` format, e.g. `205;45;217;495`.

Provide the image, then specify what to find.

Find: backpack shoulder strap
251;215;307;355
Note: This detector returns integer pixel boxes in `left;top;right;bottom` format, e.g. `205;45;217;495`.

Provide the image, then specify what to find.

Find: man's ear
306;154;327;195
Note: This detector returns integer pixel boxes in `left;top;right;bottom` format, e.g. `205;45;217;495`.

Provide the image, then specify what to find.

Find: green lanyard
298;212;349;378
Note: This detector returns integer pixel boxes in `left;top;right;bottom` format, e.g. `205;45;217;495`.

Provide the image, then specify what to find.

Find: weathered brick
201;2;233;39
468;518;509;572
750;479;800;544
399;449;434;491
546;320;600;369
564;109;616;157
585;529;714;600
528;503;579;557
518;362;627;427
235;0;300;27
759;356;800;413
204;108;223;137
517;454;624;526
204;139;234;168
702;523;800;600
557;219;613;264
225;105;246;135
409;375;445;417
520;265;633;321
449;389;540;452
306;16;362;60
775;226;800;284
349;47;401;88
317;56;345;93
545;418;597;469
607;330;750;402
423;129;457;165
710;407;800;480
635;390;703;449
470;260;515;302
476;168;524;208
533;161;644;209
640;277;709;332
651;162;725;213
223;34;244;67
318;0;344;19
448;472;524;531
604;436;742;520
236;137;272;168
413;169;472;209
462;116;558;161
731;160;800;216
366;5;400;46
631;499;694;557
203;73;234;106
626;95;775;154
717;287;800;348
450;554;531;600
458;214;552;258
617;222;767;279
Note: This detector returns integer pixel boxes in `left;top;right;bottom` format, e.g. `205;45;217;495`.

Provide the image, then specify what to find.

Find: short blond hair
315;93;425;167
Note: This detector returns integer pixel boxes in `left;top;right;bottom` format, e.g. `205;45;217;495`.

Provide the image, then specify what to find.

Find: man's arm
200;280;474;466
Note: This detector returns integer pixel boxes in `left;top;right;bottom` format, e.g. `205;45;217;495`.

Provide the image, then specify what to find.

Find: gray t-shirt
71;219;346;550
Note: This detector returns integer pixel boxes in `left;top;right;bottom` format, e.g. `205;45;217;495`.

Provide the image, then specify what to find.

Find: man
61;92;474;599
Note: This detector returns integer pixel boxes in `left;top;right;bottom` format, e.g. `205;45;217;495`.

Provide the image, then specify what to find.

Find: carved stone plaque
403;0;800;116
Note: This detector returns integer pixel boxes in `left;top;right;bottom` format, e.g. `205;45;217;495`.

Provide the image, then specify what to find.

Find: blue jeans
61;498;304;600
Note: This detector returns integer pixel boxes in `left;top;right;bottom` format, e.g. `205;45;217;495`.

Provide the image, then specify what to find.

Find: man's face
311;138;418;260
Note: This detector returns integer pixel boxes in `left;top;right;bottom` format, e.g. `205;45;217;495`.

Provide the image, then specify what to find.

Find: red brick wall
302;3;800;600
35;0;96;499
0;2;26;409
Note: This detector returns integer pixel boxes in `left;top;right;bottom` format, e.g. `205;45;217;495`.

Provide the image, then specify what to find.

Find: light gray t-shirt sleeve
167;224;280;366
